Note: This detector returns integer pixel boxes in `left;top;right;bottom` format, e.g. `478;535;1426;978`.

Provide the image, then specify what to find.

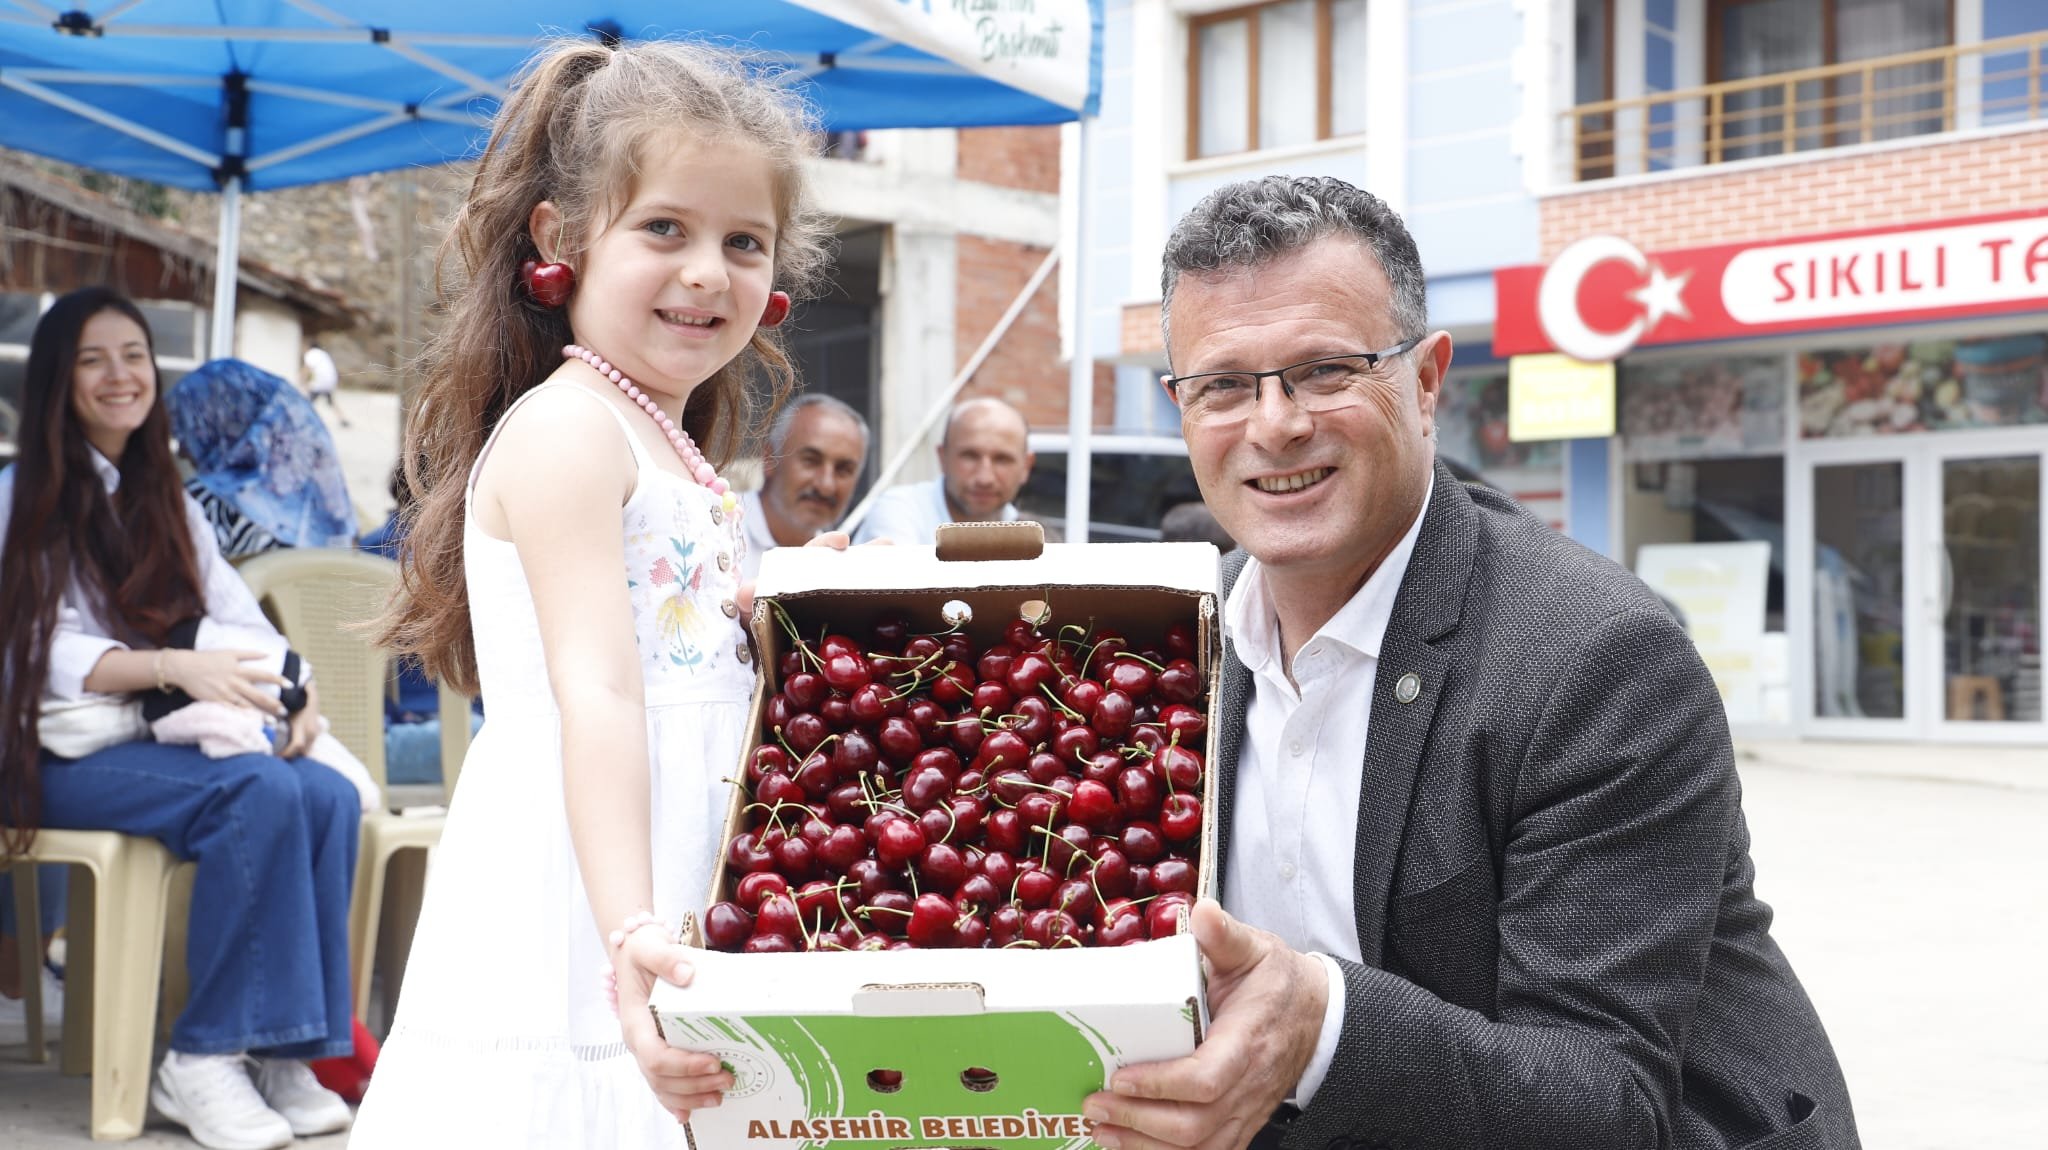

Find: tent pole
209;173;241;359
1062;114;1095;542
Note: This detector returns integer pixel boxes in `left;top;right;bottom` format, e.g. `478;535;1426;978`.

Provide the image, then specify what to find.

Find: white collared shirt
1222;473;1433;1107
739;489;781;582
849;478;1017;546
0;449;286;702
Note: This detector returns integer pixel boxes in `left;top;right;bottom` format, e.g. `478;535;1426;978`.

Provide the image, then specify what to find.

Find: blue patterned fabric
169;359;356;549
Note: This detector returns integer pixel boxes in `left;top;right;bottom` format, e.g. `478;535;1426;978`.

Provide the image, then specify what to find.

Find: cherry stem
1114;650;1167;672
1038;682;1085;721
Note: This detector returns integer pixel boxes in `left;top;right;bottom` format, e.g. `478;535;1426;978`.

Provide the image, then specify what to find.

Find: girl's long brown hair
1;288;204;855
378;39;830;693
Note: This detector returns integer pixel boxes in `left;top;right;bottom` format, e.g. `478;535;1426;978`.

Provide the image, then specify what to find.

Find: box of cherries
653;525;1223;1150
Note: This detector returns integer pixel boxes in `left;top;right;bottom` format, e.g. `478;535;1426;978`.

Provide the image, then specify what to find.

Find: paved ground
4;740;2040;1147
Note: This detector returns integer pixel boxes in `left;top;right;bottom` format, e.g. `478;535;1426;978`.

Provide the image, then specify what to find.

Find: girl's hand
280;681;322;759
164;649;290;713
615;928;732;1122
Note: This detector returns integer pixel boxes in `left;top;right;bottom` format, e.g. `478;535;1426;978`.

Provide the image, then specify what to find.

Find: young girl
350;38;827;1147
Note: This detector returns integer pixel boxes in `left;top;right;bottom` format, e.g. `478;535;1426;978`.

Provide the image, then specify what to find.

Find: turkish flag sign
1493;208;2048;362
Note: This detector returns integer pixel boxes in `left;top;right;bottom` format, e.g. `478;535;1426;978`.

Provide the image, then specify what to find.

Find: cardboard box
652;527;1223;1149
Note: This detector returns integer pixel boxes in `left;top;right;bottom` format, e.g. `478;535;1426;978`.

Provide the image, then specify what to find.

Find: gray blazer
1220;460;1858;1150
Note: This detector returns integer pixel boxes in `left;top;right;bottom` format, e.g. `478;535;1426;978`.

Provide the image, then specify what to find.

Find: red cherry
819;694;853;731
906;699;948;742
1098;900;1148;945
1158;744;1204;791
903;765;955;811
1062;677;1104;718
822;651;872;692
1146;895;1192;939
1085;631;1128;677
1007;695;1055;744
871;613;910;650
521;259;575;307
777;651;805;678
1026;751;1067;785
1013;867;1057;909
785;671;826;709
728;830;776;874
1160;704;1206;742
1091;690;1134;738
1016;792;1062;831
1054;878;1099;922
874;716;922;765
1082;750;1124;786
990;903;1025;946
703;901;755;951
918;843;968;893
743;932;796;953
1053;724;1099;765
832;730;879;777
865;889;914;936
1116;766;1163;818
1090;846;1133;898
1160;792;1202;841
820;633;861;661
1157;659;1202;703
906;893;959;947
1120;820;1166;863
875;818;927;866
1005;653;1057;698
979;850;1020;889
816;823;866;872
971;680;1013;716
748;744;790;786
1068;779;1119;829
945;794;986;842
794;752;837;800
756;771;805;809
794;880;846;924
734;871;789;909
1105;659;1156;700
1165;621;1197;660
774;834;817;880
1151;857;1198;895
930;662;974;706
849;683;894;724
956;873;1000;911
784;712;829;756
976;646;1016;683
953;912;989;949
848;858;894;900
755;892;802;941
985;808;1026;853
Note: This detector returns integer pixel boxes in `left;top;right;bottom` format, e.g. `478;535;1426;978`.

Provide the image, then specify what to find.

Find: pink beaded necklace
563;344;741;521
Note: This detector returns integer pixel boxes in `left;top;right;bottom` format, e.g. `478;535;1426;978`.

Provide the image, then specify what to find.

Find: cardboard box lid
653;934;1201;1019
755;540;1221;600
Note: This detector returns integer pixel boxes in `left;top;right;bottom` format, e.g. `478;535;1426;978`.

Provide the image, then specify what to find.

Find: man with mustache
740;393;870;580
852;396;1035;545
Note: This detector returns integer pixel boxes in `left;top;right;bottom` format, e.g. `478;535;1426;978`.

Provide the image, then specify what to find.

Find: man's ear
1415;331;1454;439
528;201;564;262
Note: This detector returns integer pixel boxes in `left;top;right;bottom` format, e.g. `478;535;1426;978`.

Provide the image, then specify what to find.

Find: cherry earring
759;291;791;329
520;259;575;309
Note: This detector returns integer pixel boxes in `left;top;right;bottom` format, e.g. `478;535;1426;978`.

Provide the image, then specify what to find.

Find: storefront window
1798;332;2048;438
1620;355;1787;461
1435;372;1567;528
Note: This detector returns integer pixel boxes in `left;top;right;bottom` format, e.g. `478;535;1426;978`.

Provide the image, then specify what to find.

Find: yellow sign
1507;353;1616;441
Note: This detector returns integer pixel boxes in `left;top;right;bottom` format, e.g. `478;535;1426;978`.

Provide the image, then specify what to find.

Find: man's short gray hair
767;393;871;459
1160;176;1428;360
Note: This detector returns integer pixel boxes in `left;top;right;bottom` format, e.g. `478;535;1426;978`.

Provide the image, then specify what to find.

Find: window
1189;0;1369;159
1711;0;1950;158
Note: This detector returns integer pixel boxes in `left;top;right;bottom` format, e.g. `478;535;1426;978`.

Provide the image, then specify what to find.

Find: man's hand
616;929;733;1123
1083;899;1328;1150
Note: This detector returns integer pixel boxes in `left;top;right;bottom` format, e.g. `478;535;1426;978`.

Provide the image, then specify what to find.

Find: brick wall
1122;301;1164;360
955;233;1114;430
1541;127;2048;257
956;126;1061;194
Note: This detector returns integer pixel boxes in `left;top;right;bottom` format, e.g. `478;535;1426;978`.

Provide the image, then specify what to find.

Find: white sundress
351;384;754;1148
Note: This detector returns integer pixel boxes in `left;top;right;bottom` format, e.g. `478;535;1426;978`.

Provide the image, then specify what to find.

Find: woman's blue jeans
37;741;358;1058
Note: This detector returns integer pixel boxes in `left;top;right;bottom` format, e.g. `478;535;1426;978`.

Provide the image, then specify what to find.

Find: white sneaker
254;1057;354;1136
151;1052;293;1150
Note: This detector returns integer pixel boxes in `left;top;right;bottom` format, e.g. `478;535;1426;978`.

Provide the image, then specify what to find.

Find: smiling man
741;393;870;579
1082;176;1859;1150
851;396;1035;545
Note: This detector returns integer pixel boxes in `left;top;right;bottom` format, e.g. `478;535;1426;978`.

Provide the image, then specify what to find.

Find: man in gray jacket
1082;176;1857;1150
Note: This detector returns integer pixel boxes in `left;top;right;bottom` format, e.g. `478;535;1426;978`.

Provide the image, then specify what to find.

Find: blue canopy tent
0;0;1107;532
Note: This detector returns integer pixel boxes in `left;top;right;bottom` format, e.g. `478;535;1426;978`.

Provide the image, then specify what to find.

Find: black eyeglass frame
1163;337;1424;410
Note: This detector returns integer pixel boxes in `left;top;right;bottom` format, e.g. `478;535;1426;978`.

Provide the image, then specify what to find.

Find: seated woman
168;358;357;561
0;288;356;1150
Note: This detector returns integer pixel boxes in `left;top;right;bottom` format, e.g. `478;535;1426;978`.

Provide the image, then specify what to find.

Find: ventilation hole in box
1018;599;1051;627
867;1069;904;1094
961;1067;999;1092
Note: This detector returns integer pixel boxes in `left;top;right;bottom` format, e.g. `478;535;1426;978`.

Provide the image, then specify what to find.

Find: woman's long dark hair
1;288;204;855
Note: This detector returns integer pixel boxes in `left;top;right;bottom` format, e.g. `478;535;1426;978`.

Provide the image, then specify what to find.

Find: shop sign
1494;209;2048;361
1507;354;1615;441
1635;542;1775;724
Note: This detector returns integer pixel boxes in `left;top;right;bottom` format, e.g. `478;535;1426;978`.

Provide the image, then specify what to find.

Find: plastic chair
8;830;185;1140
234;549;470;1024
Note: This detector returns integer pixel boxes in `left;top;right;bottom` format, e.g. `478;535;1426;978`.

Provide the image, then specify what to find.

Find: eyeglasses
1164;339;1422;424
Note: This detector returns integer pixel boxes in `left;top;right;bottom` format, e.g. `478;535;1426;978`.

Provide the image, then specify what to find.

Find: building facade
1080;0;2048;745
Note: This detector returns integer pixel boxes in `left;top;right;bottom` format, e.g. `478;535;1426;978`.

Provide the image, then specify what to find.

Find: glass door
1794;433;2048;741
1927;438;2046;740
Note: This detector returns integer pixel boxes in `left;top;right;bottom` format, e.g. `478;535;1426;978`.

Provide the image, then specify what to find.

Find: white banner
791;0;1097;112
1722;214;2048;325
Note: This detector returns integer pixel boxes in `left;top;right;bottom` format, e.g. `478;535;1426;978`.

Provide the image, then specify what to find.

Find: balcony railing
1563;30;2048;183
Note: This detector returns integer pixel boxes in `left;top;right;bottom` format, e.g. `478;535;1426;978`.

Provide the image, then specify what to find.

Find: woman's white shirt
0;448;285;702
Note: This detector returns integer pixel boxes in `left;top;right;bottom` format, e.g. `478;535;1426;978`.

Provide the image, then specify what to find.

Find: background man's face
763;407;867;532
939;407;1033;521
1165;238;1445;584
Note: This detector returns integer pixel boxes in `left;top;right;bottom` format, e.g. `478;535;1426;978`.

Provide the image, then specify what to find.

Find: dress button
721;599;739;618
710;506;724;526
735;642;752;665
717;552;731;572
1280;862;1297;881
1290;741;1303;757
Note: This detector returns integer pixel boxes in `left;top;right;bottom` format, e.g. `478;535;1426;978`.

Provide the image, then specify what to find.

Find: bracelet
607;911;668;951
153;649;170;693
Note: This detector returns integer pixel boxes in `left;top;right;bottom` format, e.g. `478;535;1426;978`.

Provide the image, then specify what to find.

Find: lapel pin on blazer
1395;672;1422;704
